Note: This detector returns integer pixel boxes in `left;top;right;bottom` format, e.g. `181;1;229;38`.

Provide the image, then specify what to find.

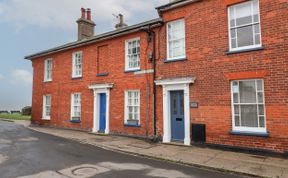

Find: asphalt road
0;121;249;178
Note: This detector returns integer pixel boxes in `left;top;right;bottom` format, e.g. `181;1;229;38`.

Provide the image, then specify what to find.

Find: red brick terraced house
25;0;288;153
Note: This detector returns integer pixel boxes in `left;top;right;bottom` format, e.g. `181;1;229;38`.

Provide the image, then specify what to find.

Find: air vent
192;124;206;143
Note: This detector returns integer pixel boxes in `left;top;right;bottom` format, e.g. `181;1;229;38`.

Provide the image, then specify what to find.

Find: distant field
0;114;31;121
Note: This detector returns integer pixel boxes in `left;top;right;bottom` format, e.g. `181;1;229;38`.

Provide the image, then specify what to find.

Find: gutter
25;18;163;60
156;0;201;15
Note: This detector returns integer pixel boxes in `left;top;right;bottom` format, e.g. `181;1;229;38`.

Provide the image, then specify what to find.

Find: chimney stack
77;8;96;41
115;14;128;30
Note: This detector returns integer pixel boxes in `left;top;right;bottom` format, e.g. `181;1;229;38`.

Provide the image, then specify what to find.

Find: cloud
0;74;4;80
0;0;167;30
10;69;32;86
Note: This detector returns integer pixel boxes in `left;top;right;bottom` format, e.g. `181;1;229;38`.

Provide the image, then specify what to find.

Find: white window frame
231;79;267;133
44;58;52;82
72;51;83;78
124;90;140;124
71;93;81;121
228;0;262;52
166;19;186;60
42;95;51;120
125;38;141;71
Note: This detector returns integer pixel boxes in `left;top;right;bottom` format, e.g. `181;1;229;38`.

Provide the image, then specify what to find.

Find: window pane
229;7;236;27
233;93;239;103
240;105;258;127
253;0;260;23
257;80;263;91
255;34;261;45
258;104;264;115
230;29;236;38
239;80;257;103
234;105;239;114
254;24;260;34
259;116;265;128
235;116;240;126
237;25;254;47
231;39;237;48
258;92;264;103
235;2;253;26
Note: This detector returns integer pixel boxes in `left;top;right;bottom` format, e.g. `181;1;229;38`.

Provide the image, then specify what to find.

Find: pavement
2;119;288;178
0;120;247;178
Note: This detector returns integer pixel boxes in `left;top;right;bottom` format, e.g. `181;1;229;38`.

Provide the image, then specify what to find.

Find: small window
43;95;51;120
125;90;140;125
125;38;140;71
71;93;81;121
231;79;266;133
72;52;83;78
228;0;262;51
167;19;186;60
44;59;52;82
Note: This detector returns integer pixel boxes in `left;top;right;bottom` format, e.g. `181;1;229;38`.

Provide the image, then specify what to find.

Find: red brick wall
31;0;288;153
155;0;288;152
31;31;155;138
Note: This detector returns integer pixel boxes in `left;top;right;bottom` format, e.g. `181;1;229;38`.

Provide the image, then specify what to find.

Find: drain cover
72;167;99;176
59;164;110;178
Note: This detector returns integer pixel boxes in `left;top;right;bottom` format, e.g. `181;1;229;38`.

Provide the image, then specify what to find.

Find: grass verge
0;114;31;121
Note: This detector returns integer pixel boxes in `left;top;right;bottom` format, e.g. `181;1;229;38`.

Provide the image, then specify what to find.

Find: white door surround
155;77;196;145
89;83;113;134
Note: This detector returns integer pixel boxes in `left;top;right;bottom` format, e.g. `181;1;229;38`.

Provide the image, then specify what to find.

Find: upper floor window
125;38;140;71
44;59;52;82
43;95;51;120
72;51;83;78
231;79;266;133
125;90;140;125
228;0;261;51
71;93;81;121
167;19;186;60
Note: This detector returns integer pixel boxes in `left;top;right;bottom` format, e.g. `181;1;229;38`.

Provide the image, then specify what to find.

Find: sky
0;0;168;111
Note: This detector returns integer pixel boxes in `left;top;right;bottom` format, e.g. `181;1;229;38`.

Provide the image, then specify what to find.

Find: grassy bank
0;114;31;121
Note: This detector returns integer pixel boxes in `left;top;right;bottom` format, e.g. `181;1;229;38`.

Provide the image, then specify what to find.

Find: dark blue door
99;93;107;132
170;91;184;141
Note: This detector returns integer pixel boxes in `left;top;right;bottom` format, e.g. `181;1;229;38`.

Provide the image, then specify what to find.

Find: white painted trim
230;79;267;133
156;78;194;145
89;83;114;90
42;95;51;120
227;0;262;51
70;93;81;121
125;37;141;71
155;77;195;86
134;69;154;75
89;84;113;134
43;58;53;82
166;19;186;60
124;90;141;124
72;51;83;78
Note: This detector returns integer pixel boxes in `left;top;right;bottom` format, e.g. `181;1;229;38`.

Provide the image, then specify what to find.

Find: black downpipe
140;25;158;140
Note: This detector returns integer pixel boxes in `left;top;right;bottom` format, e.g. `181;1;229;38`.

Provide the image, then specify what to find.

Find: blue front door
99;93;107;132
170;91;185;141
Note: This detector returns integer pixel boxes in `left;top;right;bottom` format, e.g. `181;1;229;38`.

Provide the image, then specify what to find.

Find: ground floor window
231;79;266;132
71;93;81;121
43;95;51;120
125;90;140;125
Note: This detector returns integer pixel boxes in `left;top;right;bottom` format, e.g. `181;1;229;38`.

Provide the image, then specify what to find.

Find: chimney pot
81;8;86;19
87;8;91;21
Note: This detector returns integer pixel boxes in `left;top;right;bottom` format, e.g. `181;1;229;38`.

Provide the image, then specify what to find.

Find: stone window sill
230;131;269;137
226;47;264;55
